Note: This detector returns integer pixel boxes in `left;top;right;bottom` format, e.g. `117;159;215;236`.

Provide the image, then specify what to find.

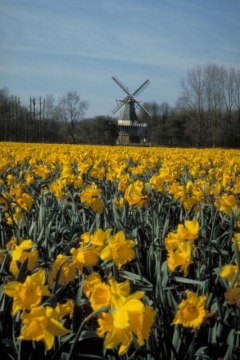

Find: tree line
1;63;240;147
140;63;240;148
0;89;118;144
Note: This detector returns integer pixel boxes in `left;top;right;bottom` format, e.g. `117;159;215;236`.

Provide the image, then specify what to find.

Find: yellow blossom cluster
3;268;72;350
2;228;137;352
219;231;240;308
1;143;240;216
165;219;200;276
1;142;240;357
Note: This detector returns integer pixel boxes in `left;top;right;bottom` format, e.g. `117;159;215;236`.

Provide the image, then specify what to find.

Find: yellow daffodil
118;174;130;192
183;196;200;212
177;219;200;242
167;242;193;276
56;299;75;320
8;239;38;276
220;262;240;286
147;174;164;192
83;272;102;297
81;183;104;214
71;245;99;272
100;231;135;269
165;219;199;252
48;254;76;287
18;306;71;350
7;174;17;185
50;179;66;199
3;269;51;315
108;276;130;299
80;232;91;244
83;274;131;311
165;231;181;252
97;289;155;356
127;305;156;346
90;282;112;310
224;287;240;306
218;194;238;215
124;180;149;208
9;183;26;197
15;192;34;211
24;171;35;185
91;228;113;248
172;291;208;330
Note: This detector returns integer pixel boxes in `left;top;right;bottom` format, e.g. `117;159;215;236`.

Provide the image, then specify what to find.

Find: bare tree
224;67;235;118
178;63;236;147
203;64;226;147
0;87;11;140
233;69;240;145
44;94;56;119
58;91;89;143
178;66;204;146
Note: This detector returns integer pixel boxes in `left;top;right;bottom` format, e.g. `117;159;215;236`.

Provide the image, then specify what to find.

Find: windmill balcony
117;120;147;127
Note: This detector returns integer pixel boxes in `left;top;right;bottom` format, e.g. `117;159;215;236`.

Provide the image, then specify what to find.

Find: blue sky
1;0;239;118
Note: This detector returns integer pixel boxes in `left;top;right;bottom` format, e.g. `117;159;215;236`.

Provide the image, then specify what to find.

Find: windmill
111;76;151;145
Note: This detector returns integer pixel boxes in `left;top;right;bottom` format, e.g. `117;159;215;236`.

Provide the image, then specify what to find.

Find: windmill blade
112;99;128;115
112;76;130;95
112;102;121;115
111;96;128;114
132;79;150;97
135;99;152;117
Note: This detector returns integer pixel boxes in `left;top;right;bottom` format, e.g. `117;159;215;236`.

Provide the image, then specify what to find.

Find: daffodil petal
47;318;71;336
3;281;21;297
100;246;112;261
44;330;54;351
124;299;144;313
30;268;46;286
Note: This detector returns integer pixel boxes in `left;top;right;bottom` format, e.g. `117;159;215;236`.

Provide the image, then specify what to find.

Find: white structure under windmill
111;76;151;145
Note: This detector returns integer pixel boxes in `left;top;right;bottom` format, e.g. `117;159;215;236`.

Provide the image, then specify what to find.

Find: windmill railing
118;120;147;127
118;126;147;136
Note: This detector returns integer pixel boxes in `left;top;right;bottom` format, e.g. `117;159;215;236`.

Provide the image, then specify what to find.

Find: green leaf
171;325;181;360
120;270;153;285
16;257;29;283
223;329;235;360
78;329;99;341
172;276;206;286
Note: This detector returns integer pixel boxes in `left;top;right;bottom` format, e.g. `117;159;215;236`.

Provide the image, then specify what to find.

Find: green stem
67;306;109;360
17;340;22;360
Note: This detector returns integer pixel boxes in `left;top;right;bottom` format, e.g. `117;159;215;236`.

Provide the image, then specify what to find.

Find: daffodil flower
48;254;76;288
124;180;149;208
18;306;71;350
71;245;99;272
220;262;240;286
100;231;135;269
8;239;38;276
97;290;155;356
172;291;208;330
224;287;240;306
81;183;104;214
3;268;51;315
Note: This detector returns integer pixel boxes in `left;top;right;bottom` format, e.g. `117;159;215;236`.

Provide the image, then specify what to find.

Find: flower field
0;142;240;360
